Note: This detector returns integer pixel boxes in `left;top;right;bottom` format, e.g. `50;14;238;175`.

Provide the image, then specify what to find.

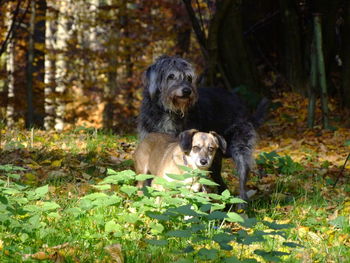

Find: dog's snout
200;159;208;165
182;87;192;96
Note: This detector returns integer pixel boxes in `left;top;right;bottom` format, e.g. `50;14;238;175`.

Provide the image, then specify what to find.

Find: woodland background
1;0;350;131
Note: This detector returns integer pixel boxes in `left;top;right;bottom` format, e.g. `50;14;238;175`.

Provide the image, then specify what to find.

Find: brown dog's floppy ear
179;129;198;153
210;131;227;153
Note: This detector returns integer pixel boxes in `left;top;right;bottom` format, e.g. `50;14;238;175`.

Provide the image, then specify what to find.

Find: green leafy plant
256;151;303;175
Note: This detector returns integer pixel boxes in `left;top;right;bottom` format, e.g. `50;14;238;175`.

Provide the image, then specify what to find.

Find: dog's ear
179;129;198;153
144;65;158;99
210;131;227;153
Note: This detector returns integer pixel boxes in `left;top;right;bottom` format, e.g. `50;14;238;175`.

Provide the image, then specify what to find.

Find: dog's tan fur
133;130;226;191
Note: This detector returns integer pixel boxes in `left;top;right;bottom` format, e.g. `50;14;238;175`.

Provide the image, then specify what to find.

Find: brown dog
133;129;227;191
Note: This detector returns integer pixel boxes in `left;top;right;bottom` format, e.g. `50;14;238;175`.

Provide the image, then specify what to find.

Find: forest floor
0;92;350;262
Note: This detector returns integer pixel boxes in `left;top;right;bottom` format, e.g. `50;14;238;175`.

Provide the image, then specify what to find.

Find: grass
0;125;349;262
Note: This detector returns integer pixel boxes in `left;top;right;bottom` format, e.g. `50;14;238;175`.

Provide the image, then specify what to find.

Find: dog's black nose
182;87;192;96
200;159;208;165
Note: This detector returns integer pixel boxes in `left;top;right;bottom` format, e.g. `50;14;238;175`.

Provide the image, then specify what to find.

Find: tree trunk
173;4;191;56
32;0;46;127
5;8;15;128
26;0;36;129
55;0;70;131
218;0;259;92
103;0;119;130
44;2;56;130
279;0;305;94
314;14;329;129
341;1;350;108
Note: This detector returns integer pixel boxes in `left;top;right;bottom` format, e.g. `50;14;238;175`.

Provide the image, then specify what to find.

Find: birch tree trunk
54;0;70;131
44;1;57;130
6;9;15;127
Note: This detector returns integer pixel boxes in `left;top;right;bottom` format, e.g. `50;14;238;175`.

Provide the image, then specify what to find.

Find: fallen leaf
105;244;124;263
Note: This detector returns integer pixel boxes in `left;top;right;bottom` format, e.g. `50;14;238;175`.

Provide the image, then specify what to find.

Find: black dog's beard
161;94;196;117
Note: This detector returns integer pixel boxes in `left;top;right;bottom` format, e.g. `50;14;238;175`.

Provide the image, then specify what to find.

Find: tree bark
55;0;70;131
279;0;305;94
218;0;259;92
341;1;350;108
26;0;35;128
103;0;119;130
314;14;329;129
44;2;56;130
5;7;15;128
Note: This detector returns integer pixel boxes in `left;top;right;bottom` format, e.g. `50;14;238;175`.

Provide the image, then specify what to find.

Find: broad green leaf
239;218;258;228
197;248;218;260
198;178;219;186
254;250;289;262
207;211;227;220
3;188;20;195
282;242;303;248
262;221;294;230
213;233;235;244
222;256;241;263
82;192;109;200
188;224;205;232
7;173;20;180
200;204;211;212
135;174;155;181
105;220;122;234
103;169;136;184
146;211;170;221
145;239;168;246
41;201;60;211
183;246;195;253
150;222;164;234
166;229;192;238
23;204;41;213
124;214;139;224
172;205;199;217
65;207;83;217
226;212;244;223
178;165;193;172
165;173;186;181
34;185;49;198
221;189;231;199
120;185;138;197
229;197;245;204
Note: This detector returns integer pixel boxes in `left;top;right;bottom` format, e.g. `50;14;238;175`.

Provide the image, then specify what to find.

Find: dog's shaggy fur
137;55;269;205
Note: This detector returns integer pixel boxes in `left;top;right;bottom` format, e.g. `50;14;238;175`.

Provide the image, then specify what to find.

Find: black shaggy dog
137;55;269;205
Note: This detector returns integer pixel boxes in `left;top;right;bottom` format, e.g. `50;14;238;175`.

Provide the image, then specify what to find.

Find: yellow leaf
51;159;63;167
0;240;3;251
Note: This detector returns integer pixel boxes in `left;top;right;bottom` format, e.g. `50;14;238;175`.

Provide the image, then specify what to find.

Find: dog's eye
208;147;215;152
167;74;175;80
187;75;192;83
192;146;200;152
